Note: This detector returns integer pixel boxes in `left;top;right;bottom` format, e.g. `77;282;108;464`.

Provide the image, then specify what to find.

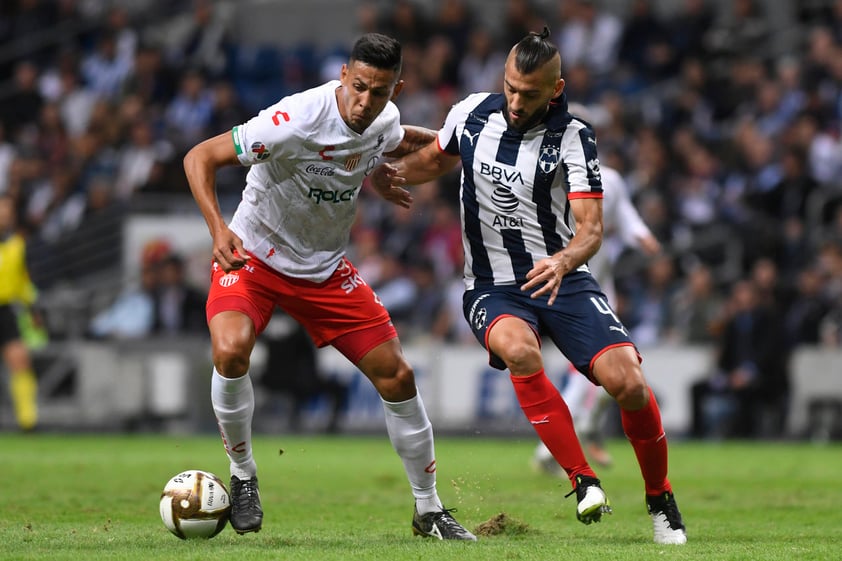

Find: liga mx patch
538;144;560;174
345;153;362;171
251;141;270;161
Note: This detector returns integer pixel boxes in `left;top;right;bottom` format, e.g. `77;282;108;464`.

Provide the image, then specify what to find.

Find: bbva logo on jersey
538;145;560;174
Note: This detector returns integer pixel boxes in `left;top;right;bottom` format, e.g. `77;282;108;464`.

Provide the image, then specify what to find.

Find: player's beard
505;104;550;133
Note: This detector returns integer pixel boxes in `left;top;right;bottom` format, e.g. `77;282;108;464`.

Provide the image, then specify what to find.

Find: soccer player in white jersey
183;33;475;541
371;29;687;545
532;111;662;471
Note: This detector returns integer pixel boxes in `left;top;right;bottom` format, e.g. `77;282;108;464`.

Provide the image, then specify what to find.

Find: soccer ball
159;470;231;539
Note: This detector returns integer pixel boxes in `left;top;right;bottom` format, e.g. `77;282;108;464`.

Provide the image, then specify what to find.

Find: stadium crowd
1;0;842;437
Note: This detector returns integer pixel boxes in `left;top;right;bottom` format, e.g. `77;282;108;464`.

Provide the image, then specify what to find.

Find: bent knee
212;336;253;377
612;376;649;410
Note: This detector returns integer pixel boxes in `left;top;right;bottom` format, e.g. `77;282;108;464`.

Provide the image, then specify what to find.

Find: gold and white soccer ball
159;470;231;539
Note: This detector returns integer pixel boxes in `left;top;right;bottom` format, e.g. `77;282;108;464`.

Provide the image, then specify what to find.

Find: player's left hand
522;257;565;306
369;163;413;208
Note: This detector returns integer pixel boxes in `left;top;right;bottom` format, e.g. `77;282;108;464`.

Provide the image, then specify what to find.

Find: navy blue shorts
463;272;636;379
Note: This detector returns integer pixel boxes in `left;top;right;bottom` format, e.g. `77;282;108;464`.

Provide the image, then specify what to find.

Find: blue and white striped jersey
436;93;603;290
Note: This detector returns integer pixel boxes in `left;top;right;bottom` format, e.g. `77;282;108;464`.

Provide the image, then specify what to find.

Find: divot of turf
474;513;530;537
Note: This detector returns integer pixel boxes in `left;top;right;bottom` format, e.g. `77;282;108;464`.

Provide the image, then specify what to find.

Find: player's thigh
591;344;647;403
278;258;393;350
463;287;540;371
540;290;636;382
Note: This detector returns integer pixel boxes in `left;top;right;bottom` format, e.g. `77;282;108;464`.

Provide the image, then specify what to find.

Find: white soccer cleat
647;491;687;545
567;474;612;524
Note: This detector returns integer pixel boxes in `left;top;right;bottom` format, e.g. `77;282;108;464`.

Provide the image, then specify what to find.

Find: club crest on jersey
538;145;560;174
251;142;270;160
219;273;239;287
345;153;362;171
587;157;602;180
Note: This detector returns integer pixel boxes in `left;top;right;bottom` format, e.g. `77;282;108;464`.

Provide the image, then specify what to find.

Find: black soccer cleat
229;475;263;534
412;506;477;541
646;490;687;544
566;474;612;524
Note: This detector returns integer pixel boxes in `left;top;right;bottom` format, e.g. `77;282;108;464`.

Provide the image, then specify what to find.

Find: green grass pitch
2;432;839;560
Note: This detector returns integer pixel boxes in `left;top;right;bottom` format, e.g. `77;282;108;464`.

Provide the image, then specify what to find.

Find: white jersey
589;166;654;305
229;80;404;282
437;92;603;290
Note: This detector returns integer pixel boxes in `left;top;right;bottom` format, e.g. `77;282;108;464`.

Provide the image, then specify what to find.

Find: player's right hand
212;226;250;272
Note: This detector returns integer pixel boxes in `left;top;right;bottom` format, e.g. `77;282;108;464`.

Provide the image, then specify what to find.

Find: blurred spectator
785;265;831;346
379;0;431;49
502;0;545;49
88;255;159;340
400;258;448;340
555;0;623;81
458;28;506;96
153;253;207;335
0;123;17;196
623;253;680;347
617;0;676;87
164;69;214;151
115;119;174;201
667;0;715;61
690;278;790;439
153;0;234;78
704;0;770;70
81;30;134;101
53;57;98;138
1;61;44;141
669;262;725;344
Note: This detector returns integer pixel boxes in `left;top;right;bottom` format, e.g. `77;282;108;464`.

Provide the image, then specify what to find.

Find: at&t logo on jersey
481;164;525;229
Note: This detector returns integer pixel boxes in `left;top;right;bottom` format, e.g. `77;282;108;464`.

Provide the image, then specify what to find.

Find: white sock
382;390;443;514
211;368;257;479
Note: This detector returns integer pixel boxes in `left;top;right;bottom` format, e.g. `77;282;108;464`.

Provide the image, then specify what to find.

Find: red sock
511;369;595;484
621;386;671;496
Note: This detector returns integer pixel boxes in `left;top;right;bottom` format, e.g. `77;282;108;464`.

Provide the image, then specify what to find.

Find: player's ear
340;63;349;83
391;79;405;101
554;78;565;98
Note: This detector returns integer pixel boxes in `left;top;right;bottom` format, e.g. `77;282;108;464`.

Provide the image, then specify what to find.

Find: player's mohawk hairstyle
514;26;559;74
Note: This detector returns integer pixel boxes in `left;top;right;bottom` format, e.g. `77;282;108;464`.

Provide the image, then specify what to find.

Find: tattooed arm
385;125;438;158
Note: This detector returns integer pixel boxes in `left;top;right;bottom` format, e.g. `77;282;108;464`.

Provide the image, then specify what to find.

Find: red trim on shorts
483;314;541;367
588;342;642;378
206;294;267;332
331;321;398;365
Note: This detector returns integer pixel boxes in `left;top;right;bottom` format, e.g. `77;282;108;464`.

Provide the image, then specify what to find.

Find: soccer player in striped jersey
371;28;686;545
184;33;474;540
532;104;662;471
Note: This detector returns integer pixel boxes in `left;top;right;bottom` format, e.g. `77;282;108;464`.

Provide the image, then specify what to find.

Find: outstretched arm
370;137;461;207
183;132;250;272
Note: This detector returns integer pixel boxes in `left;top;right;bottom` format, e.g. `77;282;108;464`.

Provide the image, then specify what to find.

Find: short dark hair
513;26;559;74
350;33;402;74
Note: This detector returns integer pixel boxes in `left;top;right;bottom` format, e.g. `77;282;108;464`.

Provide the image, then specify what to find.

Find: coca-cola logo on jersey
305;164;335;176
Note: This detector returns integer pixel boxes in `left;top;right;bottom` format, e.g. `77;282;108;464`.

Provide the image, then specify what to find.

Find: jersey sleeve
232;103;302;166
436;93;486;155
563;120;603;200
381;103;405;153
